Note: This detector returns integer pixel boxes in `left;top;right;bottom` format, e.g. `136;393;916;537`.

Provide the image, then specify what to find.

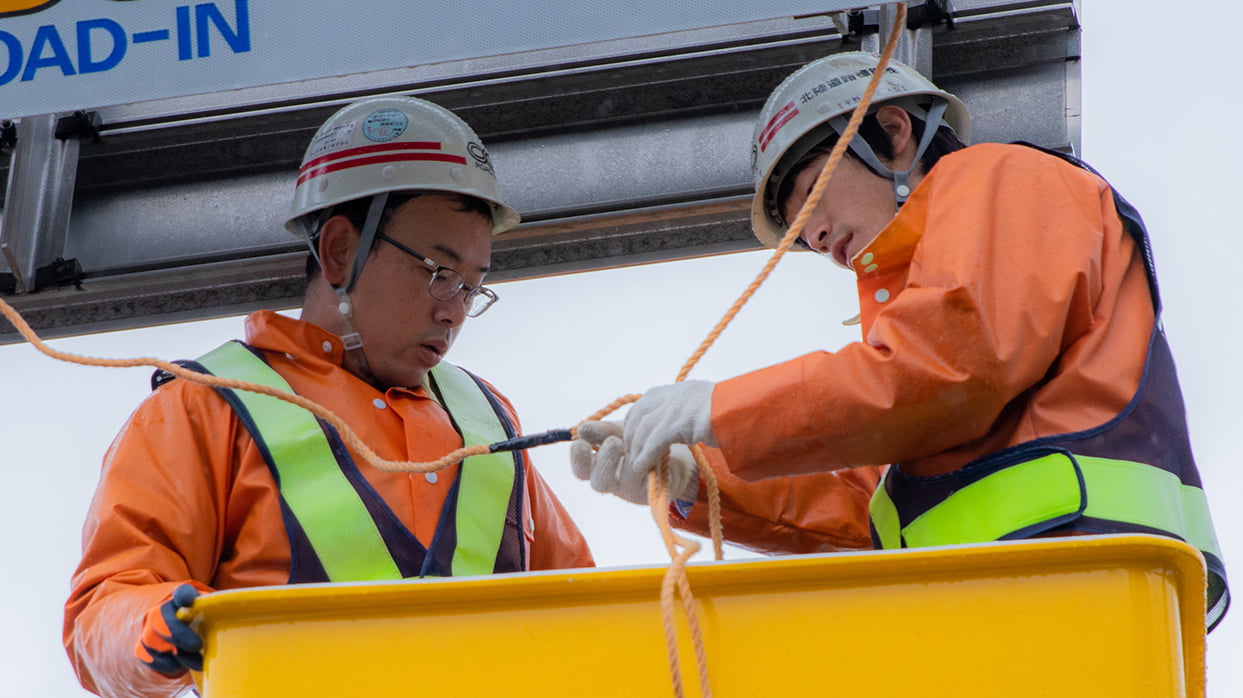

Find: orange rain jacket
677;143;1155;547
675;450;884;554
64;310;594;698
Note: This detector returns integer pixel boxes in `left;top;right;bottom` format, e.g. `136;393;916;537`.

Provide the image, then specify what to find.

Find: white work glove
571;420;698;505
620;380;716;493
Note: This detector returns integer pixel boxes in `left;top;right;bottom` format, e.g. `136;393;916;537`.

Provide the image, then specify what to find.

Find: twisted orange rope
612;5;907;695
1;6;907;695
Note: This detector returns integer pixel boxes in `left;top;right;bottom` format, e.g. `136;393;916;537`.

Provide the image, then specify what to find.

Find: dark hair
303;192;493;281
775;109;966;218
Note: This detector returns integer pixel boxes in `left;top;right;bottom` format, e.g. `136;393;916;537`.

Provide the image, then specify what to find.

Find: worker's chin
371;360;432;391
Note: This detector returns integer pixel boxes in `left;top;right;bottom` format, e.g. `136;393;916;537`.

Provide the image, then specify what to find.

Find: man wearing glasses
64;97;594;698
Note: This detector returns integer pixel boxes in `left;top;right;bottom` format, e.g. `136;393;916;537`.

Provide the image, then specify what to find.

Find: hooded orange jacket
64;310;594;698
677;143;1156;550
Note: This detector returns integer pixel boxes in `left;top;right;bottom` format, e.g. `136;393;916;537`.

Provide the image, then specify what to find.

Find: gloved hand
620;380;716;492
571;420;698;505
135;583;205;677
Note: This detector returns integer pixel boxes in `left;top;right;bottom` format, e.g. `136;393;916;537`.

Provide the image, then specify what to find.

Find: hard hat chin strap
829;100;949;208
332;287;365;352
346;192;388;295
326;191;389;376
296;193;391;377
330;286;378;389
296;191;388;296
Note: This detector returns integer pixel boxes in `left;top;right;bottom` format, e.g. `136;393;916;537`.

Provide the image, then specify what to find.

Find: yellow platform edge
188;534;1208;697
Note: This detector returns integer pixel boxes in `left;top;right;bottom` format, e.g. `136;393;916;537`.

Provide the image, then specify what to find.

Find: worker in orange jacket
65;97;594;698
571;51;1228;629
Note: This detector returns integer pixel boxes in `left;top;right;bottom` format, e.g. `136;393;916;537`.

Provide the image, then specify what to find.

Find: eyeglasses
375;233;499;317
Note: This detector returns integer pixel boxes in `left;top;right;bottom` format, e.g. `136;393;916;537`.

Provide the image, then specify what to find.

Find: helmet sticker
467;141;495;177
362;108;408;142
306;120;357;160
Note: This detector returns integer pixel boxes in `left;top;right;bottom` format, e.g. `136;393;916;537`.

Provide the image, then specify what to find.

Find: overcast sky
2;1;1240;696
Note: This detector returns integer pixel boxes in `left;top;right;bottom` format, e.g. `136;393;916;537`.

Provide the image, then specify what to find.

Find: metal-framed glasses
376;233;499;317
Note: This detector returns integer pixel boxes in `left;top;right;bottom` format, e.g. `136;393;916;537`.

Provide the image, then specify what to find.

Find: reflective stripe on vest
868;451;1226;626
425;362;516;577
868;452;1222;562
197;341;516;580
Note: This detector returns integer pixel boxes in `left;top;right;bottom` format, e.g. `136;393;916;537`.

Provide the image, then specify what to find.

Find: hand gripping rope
0;5;907;695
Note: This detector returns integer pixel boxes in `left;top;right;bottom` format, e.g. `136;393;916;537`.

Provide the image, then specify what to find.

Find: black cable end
488;428;575;453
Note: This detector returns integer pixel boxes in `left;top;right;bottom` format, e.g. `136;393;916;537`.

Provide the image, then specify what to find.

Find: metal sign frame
0;1;1081;343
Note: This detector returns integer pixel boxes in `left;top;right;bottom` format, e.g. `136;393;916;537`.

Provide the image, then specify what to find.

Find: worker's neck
300;279;385;388
299;277;344;337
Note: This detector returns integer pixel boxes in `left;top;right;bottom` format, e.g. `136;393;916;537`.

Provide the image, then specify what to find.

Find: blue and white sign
0;0;844;120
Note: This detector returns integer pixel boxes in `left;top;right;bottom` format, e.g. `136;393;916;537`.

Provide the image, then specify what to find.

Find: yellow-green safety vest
188;341;524;582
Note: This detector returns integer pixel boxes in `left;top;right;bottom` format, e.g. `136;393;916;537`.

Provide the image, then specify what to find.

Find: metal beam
0;114;86;294
1;1;1080;343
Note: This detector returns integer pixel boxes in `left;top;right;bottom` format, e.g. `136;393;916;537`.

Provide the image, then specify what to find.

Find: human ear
875;105;916;167
317;215;360;288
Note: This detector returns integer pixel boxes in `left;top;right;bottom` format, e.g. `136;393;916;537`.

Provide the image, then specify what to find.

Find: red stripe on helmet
758;101;799;152
300;141;444;173
296;151;468;187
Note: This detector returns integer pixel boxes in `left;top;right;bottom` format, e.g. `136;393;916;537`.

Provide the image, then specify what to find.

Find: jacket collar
242;310;343;364
850;187;926;278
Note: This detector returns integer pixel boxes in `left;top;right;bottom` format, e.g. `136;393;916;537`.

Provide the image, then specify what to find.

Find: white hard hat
285;95;520;237
749;51;969;248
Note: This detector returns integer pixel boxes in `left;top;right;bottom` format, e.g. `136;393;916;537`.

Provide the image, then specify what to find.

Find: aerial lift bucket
186;534;1207;697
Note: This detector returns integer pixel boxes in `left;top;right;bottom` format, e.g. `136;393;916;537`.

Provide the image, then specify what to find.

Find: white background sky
2;1;1240;695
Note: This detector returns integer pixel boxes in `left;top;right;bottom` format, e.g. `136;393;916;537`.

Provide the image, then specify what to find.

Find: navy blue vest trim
422;475;459;578
422;368;526;576
279;499;331;585
318;420;427;579
460;368;526;574
171;355;331;584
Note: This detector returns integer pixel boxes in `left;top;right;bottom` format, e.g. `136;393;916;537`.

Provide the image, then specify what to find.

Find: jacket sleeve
64;382;236;698
674;447;884;553
524;462;596;570
713;146;1116;479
